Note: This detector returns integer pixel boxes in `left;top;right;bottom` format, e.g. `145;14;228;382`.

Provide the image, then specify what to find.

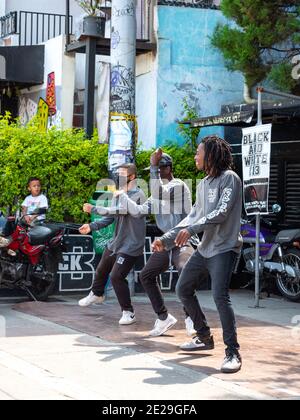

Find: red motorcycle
0;208;65;301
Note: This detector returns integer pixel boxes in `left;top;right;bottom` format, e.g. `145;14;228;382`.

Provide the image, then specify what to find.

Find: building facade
0;0;244;148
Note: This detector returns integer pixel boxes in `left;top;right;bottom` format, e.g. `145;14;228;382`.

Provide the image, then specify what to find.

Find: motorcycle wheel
26;250;60;302
276;248;300;302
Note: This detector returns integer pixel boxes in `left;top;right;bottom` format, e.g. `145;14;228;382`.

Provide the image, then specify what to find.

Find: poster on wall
46;72;56;117
108;116;134;171
37;98;49;132
242;124;272;215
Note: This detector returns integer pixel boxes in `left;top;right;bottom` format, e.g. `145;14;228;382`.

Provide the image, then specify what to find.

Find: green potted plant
76;0;107;39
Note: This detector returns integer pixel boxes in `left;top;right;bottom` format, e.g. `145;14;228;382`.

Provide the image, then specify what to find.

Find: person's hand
79;224;91;235
24;215;34;225
175;229;191;248
83;203;93;214
152;239;165;252
113;190;125;198
150;148;163;167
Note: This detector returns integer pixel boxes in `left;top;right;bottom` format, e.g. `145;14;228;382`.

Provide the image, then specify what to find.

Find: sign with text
242;124;272;215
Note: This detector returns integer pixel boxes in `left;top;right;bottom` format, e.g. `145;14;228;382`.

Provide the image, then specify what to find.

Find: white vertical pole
109;0;137;170
254;89;263;307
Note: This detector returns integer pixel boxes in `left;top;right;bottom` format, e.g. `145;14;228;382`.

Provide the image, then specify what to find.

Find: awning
0;45;44;89
180;103;300;128
181;110;254;128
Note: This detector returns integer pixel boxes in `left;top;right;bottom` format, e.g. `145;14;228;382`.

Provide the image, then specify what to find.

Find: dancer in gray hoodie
152;136;243;374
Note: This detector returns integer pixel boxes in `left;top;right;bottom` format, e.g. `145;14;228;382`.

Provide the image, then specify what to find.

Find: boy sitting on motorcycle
22;177;48;225
0;177;48;249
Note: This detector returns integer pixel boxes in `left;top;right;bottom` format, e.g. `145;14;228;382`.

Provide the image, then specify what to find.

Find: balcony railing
18;11;73;46
0;10;73;46
1;1;152;47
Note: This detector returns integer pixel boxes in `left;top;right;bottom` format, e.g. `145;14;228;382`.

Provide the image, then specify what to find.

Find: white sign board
242;124;272;215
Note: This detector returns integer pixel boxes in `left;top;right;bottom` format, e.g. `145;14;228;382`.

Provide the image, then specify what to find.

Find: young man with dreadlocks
152;136;243;374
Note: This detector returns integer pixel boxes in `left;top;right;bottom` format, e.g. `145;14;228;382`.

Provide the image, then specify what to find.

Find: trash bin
89;190;115;255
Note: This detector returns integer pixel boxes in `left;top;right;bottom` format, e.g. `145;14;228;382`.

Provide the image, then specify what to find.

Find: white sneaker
180;335;214;352
221;352;242;374
78;291;105;307
119;311;136;325
149;314;177;337
185;316;196;336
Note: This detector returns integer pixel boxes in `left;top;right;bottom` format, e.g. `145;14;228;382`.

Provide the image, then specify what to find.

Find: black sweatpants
92;248;139;313
139;245;194;320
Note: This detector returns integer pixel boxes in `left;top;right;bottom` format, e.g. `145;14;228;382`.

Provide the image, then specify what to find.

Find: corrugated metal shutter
268;163;279;218
285;162;300;225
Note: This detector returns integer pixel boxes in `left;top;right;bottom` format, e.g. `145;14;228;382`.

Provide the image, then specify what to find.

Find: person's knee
176;279;190;300
139;267;154;287
213;289;230;307
110;273;121;288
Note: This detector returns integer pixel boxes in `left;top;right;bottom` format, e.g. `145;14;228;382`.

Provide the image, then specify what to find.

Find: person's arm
115;192;152;218
89;216;115;231
84;191;150;219
41;195;49;209
158;203;198;250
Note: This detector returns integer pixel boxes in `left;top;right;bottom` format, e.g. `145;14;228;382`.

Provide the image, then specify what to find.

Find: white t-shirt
22;194;48;220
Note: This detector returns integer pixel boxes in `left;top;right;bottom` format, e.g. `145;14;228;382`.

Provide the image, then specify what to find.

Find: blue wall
156;6;244;147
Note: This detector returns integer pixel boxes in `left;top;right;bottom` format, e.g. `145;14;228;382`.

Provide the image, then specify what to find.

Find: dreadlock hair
202;135;234;178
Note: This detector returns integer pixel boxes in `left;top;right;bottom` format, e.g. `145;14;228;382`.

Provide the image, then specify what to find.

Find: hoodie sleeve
186;173;241;236
159;203;198;250
90;190;149;219
90;216;115;232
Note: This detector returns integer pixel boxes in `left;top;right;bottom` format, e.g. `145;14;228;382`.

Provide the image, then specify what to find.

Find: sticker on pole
242;124;272;215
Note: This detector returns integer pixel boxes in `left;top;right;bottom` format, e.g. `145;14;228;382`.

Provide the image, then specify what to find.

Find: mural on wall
46;72;57;117
18;71;62;129
19;97;38;125
37;98;49;132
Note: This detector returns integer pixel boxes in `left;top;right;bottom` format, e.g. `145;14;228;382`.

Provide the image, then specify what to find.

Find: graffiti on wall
37;98;49;132
18;71;61;130
111;64;135;114
19;97;38;125
46;72;57;117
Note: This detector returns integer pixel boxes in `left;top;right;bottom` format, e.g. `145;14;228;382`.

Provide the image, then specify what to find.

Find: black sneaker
180;335;214;351
221;350;242;374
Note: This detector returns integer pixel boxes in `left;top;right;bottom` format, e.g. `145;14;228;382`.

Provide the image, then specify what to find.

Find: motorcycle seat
275;229;300;244
28;225;62;246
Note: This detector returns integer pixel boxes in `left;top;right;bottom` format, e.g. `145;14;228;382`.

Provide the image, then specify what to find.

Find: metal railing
18;11;73;46
0;1;152;46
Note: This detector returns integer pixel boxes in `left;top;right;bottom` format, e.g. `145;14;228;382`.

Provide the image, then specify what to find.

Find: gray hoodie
161;170;243;258
90;188;146;257
114;167;200;247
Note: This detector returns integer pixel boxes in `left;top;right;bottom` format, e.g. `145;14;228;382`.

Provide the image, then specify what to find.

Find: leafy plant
0;115;204;222
0;114;108;223
211;0;300;94
177;98;201;152
76;0;104;16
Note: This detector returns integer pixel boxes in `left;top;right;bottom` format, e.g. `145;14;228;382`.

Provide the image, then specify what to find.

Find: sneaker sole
119;318;136;326
78;299;105;307
149;319;178;337
180;344;215;352
221;365;242;374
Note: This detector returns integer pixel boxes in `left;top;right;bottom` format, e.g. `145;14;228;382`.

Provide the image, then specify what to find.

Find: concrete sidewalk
0;290;299;400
